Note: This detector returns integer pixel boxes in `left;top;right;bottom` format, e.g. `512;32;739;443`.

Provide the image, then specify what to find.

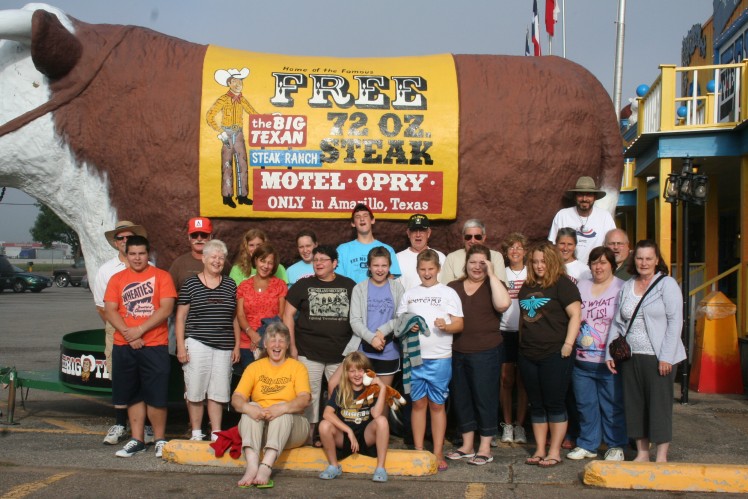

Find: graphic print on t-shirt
122;277;156;318
519;293;550;321
576;320;605;359
258;374;291;396
507;279;525;299
309;287;350;320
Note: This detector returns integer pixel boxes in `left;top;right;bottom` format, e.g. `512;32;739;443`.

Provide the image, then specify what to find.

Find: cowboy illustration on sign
205;67;256;208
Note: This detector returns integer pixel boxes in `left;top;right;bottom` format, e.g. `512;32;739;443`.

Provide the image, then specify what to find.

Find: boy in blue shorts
396;249;463;471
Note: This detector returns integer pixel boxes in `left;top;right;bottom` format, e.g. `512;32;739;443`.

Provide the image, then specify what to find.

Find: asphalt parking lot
1;288;746;498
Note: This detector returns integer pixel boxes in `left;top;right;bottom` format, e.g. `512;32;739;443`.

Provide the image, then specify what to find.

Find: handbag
608;275;665;362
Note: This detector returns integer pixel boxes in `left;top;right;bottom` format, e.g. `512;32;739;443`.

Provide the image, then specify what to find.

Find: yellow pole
636;176;648;242
660;65;677;132
741;157;748;336
705;176;719;283
658;158;673;270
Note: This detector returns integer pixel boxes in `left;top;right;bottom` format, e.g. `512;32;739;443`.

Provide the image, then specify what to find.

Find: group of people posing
96;176;686;487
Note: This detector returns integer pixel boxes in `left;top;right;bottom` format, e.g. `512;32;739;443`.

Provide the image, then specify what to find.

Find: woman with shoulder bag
605;240;686;462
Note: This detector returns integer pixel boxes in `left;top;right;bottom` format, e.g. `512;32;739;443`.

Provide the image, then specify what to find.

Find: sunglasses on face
114;235;132;241
190;232;211;240
464;234;484;241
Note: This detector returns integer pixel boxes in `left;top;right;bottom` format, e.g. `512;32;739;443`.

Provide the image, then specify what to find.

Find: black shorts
368;357;401;376
112;345;170;408
336;426;377;460
501;330;519;363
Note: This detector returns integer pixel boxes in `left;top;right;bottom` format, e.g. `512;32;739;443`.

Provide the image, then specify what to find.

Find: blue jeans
451;346;503;436
572;360;627;451
518;351;572;424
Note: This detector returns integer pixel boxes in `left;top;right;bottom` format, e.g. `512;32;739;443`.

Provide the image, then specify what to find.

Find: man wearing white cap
548;176;616;267
93;221;154;445
396;214;446;290
206;67;256;208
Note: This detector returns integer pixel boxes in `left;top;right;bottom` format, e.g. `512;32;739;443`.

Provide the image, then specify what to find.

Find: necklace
577;212;590;232
200;272;221;288
508;267;524;280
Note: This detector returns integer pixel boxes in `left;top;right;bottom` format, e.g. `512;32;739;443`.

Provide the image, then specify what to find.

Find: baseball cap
408;214;430;230
188;217;213;234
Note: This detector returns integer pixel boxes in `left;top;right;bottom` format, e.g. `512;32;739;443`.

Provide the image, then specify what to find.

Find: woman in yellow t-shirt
231;323;310;488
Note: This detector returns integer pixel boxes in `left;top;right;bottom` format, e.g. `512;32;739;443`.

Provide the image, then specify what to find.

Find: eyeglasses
114;235;131;241
190;232;211;240
312;257;332;263
464;234;484;241
507;245;524;252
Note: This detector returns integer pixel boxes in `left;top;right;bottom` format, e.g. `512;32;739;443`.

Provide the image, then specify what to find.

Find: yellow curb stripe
1;471;76;499
162;439;437;476
0;428;102;436
464;483;486;498
584;461;748;493
41;418;91;433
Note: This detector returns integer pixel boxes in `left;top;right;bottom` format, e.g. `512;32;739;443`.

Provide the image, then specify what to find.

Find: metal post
681;199;690;404
612;0;627;115
2;368;18;425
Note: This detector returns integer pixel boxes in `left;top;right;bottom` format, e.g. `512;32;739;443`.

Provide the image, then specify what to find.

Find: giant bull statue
0;4;622;278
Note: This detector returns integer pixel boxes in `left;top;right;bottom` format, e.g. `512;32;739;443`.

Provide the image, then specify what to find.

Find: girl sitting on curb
318;352;390;482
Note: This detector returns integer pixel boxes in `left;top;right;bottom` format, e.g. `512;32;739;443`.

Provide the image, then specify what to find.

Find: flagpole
613;0;627;113
562;0;566;58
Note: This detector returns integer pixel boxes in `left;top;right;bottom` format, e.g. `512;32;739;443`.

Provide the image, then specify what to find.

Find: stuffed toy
354;370;406;411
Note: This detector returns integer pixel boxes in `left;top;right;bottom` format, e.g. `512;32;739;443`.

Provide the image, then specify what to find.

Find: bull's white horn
0;10;33;45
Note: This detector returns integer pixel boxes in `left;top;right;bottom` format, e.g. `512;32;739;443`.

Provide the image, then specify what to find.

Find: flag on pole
531;0;542;56
525;28;531;56
545;0;560;37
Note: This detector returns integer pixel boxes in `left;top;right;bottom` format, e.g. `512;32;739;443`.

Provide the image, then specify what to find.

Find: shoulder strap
622;275;667;337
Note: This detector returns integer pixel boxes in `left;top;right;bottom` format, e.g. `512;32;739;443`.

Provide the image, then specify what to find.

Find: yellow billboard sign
199;46;458;219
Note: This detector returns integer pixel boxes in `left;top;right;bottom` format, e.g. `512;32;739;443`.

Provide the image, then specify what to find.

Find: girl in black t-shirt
317;352;390;482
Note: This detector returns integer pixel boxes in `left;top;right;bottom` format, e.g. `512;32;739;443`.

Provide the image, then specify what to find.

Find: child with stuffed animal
318;352;390;483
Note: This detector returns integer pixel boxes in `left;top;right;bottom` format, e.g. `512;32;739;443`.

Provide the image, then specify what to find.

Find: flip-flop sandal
538;458;562;468
437;460;449;472
237;484;253;489
255;480;274;489
468;455;494;466
525;455;544;465
446;450;476;460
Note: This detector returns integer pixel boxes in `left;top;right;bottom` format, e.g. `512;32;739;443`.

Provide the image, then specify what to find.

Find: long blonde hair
336;352;372;408
234;228;267;276
525;241;567;288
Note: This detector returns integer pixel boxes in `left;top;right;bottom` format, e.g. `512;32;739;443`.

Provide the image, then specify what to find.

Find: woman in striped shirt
175;240;240;442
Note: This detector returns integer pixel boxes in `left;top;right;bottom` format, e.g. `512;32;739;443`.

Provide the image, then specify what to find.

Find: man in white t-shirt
396;214;446;290
441;219;507;284
548;176;616;266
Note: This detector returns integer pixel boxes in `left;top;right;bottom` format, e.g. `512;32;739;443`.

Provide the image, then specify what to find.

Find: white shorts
183;337;232;403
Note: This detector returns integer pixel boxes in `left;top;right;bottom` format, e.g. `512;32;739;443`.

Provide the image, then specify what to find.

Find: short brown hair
251;243;280;275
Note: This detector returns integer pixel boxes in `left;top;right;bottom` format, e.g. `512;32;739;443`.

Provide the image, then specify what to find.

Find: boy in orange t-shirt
104;235;176;458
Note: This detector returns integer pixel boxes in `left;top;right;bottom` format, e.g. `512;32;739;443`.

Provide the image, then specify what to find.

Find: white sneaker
154;439;167;458
103;424;126;445
513;424;527;444
144;425;155;445
604;447;624;461
189;433;206;441
500;423;514;443
211;431;219;442
115;438;146;458
567;447;597;460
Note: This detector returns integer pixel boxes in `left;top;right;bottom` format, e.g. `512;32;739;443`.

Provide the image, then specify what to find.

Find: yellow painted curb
583;461;748;493
162;440;437;476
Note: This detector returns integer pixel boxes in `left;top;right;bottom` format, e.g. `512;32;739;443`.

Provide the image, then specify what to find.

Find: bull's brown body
33;11;622;267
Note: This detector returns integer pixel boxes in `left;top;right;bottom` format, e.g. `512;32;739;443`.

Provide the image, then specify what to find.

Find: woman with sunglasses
442;219;507;284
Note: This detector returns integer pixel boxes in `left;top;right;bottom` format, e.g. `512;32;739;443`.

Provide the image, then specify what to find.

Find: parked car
53;259;86;287
0;256;53;293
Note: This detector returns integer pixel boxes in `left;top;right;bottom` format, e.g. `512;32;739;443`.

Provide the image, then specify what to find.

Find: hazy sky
0;0;714;242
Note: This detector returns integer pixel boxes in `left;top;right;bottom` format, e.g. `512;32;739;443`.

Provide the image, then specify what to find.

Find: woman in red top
236;243;287;370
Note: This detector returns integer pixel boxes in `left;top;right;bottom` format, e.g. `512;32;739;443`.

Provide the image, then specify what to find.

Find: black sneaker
115;438;146;458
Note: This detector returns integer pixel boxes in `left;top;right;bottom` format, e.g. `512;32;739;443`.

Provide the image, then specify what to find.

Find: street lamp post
663;156;709;404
